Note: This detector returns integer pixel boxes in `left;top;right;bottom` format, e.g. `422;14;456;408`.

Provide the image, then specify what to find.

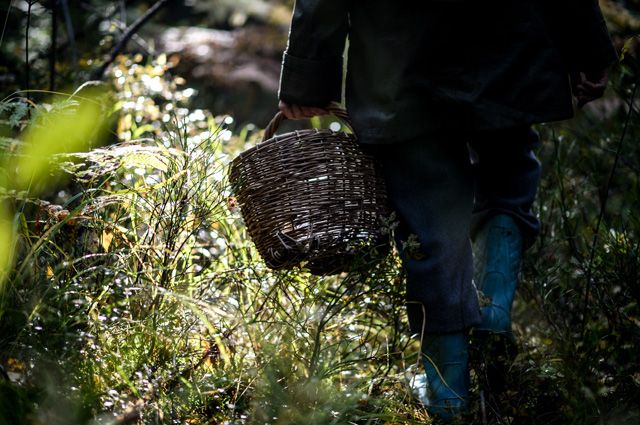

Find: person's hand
571;69;609;108
278;100;329;120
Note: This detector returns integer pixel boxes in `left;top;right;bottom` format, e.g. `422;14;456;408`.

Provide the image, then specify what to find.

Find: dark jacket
278;0;617;143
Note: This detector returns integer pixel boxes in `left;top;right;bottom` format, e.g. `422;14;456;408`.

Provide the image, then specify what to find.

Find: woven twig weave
229;109;389;274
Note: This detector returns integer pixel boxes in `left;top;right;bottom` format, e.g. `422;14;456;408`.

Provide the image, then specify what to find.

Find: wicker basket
229;107;390;275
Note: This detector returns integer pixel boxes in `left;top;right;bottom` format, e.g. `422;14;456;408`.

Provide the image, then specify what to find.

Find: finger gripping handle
262;104;352;142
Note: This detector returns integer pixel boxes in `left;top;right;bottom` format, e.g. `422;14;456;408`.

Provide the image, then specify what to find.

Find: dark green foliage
0;380;38;425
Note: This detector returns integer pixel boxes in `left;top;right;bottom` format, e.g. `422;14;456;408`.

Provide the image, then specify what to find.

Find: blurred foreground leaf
15;96;108;194
0;204;13;294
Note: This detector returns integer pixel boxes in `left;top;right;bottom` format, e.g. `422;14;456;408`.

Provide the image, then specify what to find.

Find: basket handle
262;103;353;142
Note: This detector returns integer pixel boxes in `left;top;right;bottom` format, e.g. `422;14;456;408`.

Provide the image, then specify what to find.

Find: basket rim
231;128;357;165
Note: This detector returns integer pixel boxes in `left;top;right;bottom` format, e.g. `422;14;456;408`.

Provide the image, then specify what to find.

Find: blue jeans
362;126;541;334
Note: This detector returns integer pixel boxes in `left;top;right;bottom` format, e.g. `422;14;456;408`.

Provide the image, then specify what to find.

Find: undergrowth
0;48;638;425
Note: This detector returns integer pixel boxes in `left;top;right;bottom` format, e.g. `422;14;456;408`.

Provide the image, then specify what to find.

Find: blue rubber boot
474;214;523;335
471;215;522;393
421;333;469;422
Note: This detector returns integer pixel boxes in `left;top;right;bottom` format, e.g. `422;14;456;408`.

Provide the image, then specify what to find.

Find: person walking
277;0;617;421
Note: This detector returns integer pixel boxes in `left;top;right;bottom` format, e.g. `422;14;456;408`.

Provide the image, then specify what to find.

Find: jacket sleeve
542;0;618;72
278;0;349;106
